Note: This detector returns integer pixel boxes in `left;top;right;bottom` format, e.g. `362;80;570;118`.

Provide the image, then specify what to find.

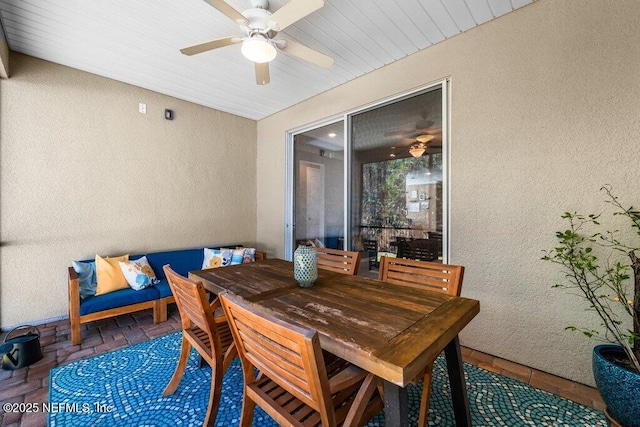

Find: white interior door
301;161;325;240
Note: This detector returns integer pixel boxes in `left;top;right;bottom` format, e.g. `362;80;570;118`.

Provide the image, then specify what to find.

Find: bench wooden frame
68;250;266;345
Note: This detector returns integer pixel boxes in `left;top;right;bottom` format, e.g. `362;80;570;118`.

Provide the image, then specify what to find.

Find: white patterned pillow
119;256;159;291
202;248;233;269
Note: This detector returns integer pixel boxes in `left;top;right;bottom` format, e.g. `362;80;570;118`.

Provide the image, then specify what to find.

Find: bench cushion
146;249;204;281
154;279;173;299
79;286;160;316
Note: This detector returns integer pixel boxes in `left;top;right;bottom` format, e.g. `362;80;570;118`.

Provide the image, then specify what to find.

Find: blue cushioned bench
68;245;266;345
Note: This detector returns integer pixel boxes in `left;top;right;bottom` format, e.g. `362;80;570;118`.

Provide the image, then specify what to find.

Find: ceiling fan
181;0;335;85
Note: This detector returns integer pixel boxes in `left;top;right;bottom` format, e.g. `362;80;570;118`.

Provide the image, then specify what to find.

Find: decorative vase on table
592;344;640;427
294;244;317;288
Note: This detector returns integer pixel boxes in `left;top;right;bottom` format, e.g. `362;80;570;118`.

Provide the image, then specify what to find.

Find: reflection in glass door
292;121;344;252
350;87;444;277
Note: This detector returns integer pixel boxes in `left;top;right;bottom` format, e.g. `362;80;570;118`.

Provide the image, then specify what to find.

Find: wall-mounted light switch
138;103;147;114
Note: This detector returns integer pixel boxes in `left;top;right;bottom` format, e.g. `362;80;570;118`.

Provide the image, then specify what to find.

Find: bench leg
153;299;168;324
70;315;82;345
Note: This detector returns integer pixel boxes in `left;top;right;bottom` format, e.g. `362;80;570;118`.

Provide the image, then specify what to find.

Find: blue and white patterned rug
49;332;606;426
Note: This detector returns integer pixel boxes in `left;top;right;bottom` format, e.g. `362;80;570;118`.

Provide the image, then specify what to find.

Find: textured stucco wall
257;0;640;385
0;53;257;327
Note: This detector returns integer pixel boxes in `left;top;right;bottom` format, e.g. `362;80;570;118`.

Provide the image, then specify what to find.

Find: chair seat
185;318;233;362
249;356;383;426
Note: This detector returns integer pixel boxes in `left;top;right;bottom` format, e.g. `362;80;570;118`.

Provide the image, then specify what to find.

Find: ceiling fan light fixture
241;36;277;63
409;144;426;158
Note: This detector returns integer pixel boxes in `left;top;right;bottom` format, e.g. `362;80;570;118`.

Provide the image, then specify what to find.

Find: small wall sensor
164;109;174;120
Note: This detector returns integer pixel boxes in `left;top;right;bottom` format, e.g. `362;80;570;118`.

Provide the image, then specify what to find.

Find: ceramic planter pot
592;344;640;427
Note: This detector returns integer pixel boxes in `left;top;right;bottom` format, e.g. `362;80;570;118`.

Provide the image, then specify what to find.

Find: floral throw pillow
242;247;256;263
202;248;232;269
119;256;159;291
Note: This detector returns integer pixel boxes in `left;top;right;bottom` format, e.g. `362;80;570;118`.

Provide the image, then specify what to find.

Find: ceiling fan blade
385;129;416;138
204;0;249;25
180;36;241;56
279;39;334;68
268;0;324;31
415;119;435;129
255;62;270;85
416;126;441;133
385;126;442;138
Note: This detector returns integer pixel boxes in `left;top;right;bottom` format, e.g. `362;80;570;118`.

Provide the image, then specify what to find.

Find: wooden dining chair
314;247;361;275
362;239;379;270
219;291;383;427
398;239;440;262
378;256;465;427
162;265;237;427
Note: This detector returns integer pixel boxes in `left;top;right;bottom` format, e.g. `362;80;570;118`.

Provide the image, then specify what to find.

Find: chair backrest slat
378;257;464;296
231;315;309;391
314;247;361;275
220;292;333;418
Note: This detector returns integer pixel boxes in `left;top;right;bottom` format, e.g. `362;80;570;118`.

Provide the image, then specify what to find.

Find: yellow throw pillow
95;254;130;296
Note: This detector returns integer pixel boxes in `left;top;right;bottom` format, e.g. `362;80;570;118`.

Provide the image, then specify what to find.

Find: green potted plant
543;185;639;427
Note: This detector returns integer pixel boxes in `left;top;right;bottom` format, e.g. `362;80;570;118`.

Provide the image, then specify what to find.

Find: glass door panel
350;87;444;277
292;121;344;251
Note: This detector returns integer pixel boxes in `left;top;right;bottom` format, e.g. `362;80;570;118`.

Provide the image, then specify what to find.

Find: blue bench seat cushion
154;279;173;299
146;249;204;281
79;286;160;316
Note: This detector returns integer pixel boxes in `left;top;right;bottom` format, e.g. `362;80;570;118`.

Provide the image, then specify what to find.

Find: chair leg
222;342;237;373
163;334;191;396
239;391;256;427
418;363;434;427
343;373;380;427
203;361;223;427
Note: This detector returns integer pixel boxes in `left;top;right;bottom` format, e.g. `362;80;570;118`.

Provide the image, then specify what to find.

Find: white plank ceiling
0;0;533;120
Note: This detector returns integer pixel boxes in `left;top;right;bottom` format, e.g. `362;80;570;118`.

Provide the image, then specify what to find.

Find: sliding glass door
290;120;345;252
286;81;448;276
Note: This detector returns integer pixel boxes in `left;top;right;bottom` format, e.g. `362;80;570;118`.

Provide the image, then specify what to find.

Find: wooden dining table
190;258;480;427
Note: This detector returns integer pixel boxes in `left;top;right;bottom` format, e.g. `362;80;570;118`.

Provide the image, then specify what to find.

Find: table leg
383;380;408;427
444;335;472;427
